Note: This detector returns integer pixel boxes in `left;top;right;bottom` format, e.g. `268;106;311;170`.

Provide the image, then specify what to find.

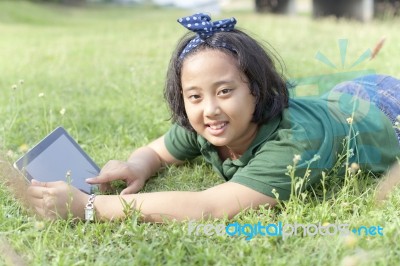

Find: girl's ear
250;81;260;98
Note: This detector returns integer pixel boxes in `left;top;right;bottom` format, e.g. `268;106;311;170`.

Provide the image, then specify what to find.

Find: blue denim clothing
329;74;400;143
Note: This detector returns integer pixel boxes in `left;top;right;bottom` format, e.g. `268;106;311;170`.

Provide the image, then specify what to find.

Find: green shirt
164;93;400;200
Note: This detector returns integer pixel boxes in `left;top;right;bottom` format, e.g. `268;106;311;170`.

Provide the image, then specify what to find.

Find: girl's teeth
210;123;225;130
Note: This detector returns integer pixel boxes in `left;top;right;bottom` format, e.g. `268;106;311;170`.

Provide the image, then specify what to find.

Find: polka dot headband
177;13;237;59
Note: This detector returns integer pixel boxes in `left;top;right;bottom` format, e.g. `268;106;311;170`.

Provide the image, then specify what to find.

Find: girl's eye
188;95;201;100
218;88;232;95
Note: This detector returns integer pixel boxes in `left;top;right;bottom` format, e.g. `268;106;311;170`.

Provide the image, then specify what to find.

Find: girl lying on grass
27;13;400;222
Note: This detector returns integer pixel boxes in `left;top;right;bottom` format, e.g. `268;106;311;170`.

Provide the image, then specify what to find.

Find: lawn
0;1;400;265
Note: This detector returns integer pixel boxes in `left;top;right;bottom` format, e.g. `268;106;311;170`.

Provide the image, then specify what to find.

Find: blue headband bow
177;13;237;59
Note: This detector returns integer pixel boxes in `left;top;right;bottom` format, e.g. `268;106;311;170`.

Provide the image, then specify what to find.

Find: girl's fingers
26;180;75;220
29;197;44;207
86;175;111;184
121;186;136;195
30;179;46;187
121;179;144;195
28;180;67;198
32;180;64;188
30;194;59;220
27;186;50;199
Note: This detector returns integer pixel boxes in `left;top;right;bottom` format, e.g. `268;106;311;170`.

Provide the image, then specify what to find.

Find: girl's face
181;49;258;152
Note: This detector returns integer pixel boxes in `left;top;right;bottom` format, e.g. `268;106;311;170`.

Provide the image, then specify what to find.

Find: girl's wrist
125;160;150;182
127;146;163;181
73;192;91;220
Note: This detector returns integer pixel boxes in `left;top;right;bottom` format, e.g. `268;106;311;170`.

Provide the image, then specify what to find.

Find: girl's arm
27;134;276;221
95;182;276;221
28;179;276;222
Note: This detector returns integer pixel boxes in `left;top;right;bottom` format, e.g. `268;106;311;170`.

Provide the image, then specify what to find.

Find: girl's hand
27;180;88;220
86;137;179;195
86;160;146;195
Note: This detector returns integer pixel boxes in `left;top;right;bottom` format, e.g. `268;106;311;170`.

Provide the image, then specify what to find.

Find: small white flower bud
293;154;302;164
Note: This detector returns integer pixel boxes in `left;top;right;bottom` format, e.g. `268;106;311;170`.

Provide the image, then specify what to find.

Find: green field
1;1;400;265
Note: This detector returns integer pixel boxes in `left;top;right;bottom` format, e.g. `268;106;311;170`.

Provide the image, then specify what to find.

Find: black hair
164;29;289;131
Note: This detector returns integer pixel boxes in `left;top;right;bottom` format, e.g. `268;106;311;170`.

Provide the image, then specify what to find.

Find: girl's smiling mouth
205;122;228;136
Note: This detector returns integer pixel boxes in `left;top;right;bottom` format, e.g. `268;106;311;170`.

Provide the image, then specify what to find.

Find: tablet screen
14;127;99;194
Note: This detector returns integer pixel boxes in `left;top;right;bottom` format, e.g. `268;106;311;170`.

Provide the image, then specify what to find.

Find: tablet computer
14;127;99;194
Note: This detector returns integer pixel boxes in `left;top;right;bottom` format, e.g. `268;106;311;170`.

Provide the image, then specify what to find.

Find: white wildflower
346;117;353;124
350;162;360;172
293;154;302;164
34;221;45;231
6;150;14;158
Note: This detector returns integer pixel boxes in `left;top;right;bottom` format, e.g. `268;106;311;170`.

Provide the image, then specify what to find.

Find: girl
27;13;400;222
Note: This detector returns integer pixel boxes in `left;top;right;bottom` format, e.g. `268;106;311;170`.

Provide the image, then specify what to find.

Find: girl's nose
203;98;221;117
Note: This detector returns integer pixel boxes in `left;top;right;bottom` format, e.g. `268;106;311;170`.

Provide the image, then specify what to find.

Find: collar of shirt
196;115;282;179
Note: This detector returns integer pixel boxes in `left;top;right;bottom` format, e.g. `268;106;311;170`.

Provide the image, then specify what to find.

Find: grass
0;1;400;265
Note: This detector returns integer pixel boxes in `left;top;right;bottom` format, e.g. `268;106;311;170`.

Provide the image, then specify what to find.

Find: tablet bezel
14;127;99;194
